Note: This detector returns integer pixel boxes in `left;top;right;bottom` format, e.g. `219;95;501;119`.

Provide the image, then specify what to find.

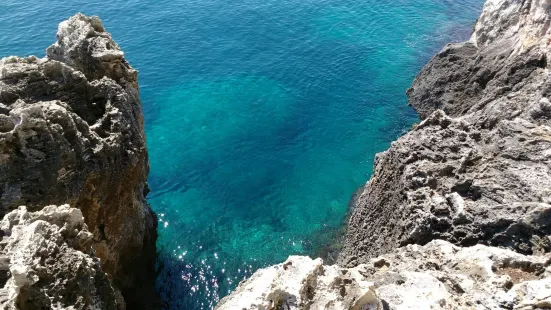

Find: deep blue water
1;1;484;309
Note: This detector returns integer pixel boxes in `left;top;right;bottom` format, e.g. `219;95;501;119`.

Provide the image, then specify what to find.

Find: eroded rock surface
216;255;382;310
0;205;122;310
218;240;551;310
369;240;551;309
0;14;157;308
340;0;551;266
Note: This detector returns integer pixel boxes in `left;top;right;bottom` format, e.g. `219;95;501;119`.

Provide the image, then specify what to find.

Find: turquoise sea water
1;0;484;308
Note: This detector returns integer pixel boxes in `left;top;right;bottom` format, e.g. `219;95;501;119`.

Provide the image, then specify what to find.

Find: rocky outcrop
339;109;551;265
340;0;551;266
217;240;551;310
216;256;382;310
407;0;551;120
0;205;122;310
0;14;157;308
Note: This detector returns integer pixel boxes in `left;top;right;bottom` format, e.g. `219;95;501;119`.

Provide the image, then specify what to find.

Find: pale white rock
219;241;551;310
472;0;551;51
376;271;451;309
0;205;121;310
367;241;551;309
47;13;126;72
216;256;382;310
508;278;551;309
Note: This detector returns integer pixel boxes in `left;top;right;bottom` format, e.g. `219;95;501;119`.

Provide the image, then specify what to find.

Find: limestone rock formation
340;0;551;266
216;255;382;310
0;205;122;310
218;240;551;310
408;0;551;120
0;14;157;308
369;240;551;309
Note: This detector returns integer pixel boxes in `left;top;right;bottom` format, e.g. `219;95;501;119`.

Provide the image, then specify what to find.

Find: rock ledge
217;240;551;310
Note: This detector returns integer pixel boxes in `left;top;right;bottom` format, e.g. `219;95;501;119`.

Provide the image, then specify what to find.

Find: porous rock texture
217;240;551;310
340;0;551;266
216;255;382;310
0;14;157;308
368;241;551;309
0;205;121;310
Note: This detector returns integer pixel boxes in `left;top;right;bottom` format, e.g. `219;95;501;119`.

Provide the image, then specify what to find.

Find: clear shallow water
1;0;484;309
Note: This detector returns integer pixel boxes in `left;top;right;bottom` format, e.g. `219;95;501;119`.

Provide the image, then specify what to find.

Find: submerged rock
0;14;157;308
340;0;551;266
0;205;122;310
218;240;551;310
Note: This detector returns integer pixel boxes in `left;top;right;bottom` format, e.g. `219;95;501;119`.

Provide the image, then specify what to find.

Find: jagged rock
340;0;551;266
406;0;551;120
0;14;157;308
215;255;382;310
219;241;551;310
0;205;122;310
371;240;551;309
340;110;551;265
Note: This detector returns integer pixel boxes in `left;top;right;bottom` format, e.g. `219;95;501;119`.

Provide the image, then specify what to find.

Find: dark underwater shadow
304;184;366;264
155;246;260;310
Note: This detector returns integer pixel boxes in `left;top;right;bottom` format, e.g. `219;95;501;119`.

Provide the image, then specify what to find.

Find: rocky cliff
340;0;551;266
218;0;551;308
0;14;157;308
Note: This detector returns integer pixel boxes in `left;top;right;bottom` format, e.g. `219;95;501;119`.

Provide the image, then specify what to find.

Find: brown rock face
0;14;158;308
